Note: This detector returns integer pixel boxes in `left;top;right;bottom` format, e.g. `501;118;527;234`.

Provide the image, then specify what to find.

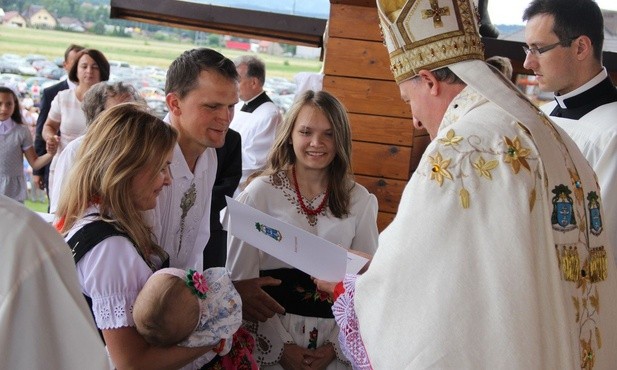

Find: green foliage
280;43;297;56
208;34;221;47
92;20;105;35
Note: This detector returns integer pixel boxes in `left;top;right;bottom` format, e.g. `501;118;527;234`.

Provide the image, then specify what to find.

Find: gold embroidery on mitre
421;0;451;28
377;0;484;84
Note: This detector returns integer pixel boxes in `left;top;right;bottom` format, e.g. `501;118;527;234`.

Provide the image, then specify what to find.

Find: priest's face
399;74;441;140
523;14;578;95
236;63;258;102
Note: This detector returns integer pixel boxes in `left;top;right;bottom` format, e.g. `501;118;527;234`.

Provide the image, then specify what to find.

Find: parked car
15;62;37;76
25;54;47;64
38;66;66;80
32;60;57;72
25;76;54;90
0;73;25;92
139;86;165;101
0;60;21;74
146;99;168;119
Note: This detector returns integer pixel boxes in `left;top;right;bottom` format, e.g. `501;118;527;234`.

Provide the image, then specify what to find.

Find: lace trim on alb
332;275;372;370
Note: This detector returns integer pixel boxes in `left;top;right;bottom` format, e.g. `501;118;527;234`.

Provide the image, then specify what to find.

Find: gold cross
422;0;451;28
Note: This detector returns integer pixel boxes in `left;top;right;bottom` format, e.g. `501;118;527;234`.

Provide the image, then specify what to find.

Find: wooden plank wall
324;2;431;231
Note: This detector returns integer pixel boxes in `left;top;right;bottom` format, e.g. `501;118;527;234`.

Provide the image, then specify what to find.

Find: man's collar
554;68;607;109
240;91;272;113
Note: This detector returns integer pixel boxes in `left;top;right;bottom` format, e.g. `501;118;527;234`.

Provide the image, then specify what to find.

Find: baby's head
133;269;201;347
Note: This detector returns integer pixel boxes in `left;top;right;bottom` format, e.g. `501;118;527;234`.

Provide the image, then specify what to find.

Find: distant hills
494;24;525;38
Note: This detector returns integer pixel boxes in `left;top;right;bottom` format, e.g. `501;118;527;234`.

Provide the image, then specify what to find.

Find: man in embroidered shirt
149;48;238;271
149;48;285;324
315;0;617;368
229;55;282;194
523;0;617;261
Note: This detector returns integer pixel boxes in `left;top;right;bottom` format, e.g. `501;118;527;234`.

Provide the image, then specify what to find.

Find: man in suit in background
33;44;84;199
203;128;242;269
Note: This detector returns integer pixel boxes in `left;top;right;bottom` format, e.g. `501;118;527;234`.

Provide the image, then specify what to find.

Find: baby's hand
213;339;226;354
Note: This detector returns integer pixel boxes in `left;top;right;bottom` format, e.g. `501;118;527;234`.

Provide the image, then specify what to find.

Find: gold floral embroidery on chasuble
420;89;540;210
418;88;608;367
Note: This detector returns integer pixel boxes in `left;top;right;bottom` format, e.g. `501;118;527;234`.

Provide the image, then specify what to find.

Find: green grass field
0;25;321;79
25;199;49;213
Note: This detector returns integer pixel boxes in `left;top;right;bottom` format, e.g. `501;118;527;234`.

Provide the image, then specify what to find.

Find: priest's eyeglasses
522;41;562;56
522;37;578;56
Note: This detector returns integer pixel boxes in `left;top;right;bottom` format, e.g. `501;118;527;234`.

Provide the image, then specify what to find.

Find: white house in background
24;5;56;28
3;11;27;27
57;16;85;32
295;45;321;59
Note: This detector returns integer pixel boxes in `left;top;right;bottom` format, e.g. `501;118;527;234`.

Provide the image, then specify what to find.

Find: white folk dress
227;171;379;369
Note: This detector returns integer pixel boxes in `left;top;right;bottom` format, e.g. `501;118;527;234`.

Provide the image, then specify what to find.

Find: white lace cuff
91;292;138;330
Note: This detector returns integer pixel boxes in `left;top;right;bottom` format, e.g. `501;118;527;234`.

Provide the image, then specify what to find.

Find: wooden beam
330;0;376;7
329;3;381;42
110;0;327;47
325;37;392;80
324;75;410;118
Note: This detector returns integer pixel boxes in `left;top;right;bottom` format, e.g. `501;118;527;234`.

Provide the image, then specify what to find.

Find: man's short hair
523;0;604;61
64;44;85;62
486;56;514;80
234;55;266;86
165;48;238;98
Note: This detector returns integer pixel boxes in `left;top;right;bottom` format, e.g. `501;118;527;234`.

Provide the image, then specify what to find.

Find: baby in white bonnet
133;267;242;368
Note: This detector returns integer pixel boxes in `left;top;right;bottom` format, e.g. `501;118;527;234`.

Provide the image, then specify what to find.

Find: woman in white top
55;103;218;369
42;48;109;196
227;90;379;370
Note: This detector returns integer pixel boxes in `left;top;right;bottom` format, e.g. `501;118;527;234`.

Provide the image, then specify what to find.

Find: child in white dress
0;87;56;202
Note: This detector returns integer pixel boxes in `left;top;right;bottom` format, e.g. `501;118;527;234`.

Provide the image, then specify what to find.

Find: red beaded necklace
292;165;329;216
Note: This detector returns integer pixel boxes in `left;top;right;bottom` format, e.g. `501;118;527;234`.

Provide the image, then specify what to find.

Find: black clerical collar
240;91;272;113
549;76;617;119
